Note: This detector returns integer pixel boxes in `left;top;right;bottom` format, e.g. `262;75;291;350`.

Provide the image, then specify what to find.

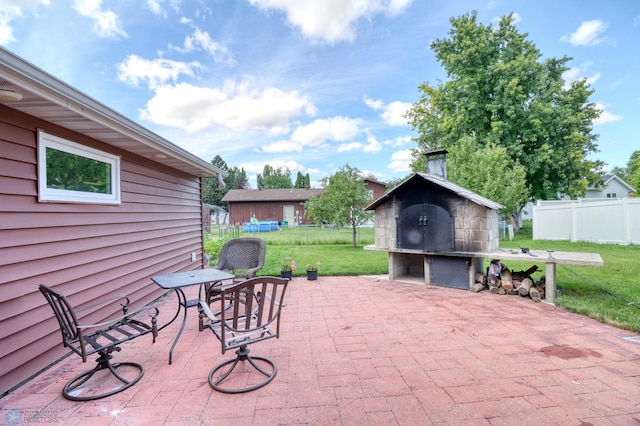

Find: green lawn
205;223;640;333
500;222;640;333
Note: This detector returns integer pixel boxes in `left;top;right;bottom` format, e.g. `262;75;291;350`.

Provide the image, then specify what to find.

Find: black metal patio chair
199;276;289;393
199;237;266;330
39;284;159;401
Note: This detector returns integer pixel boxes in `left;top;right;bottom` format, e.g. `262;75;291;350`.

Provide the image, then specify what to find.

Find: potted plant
281;257;296;279
305;262;320;281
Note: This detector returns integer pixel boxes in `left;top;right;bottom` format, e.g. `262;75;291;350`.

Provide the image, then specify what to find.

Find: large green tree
626;150;640;195
226;166;250;190
612;150;640;196
406;11;603;214
202;155;229;206
256;165;292;189
446;136;529;224
201;155;249;208
304;164;373;248
294;171;311;188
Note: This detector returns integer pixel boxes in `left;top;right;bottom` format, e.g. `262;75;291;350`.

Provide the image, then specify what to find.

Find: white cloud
0;0;47;15
265;116;363;154
492;12;521;26
144;0;181;16
260;139;304;153
146;0;166;17
140;79;317;134
363;97;383;110
72;0;127;39
383;135;412;147
117;54;203;89
364;96;411;126
0;0;49;45
387;149;413;172
241;159;305;175
593;103;622;126
290;116;362;147
363;135;382;153
337;142;363;152
380;101;411;126
248;0;413;43
170;27;234;65
0;13;14;45
635;15;640;26
561;63;601;90
560;20;608;46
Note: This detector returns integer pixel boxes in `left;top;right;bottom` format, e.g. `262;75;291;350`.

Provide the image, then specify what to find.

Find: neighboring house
584;173;636;199
0;47;225;395
521;173;636;220
364;177;387;203
222;188;324;226
222;179;387;227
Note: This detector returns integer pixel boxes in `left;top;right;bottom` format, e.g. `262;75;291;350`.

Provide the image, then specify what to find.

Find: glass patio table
151;268;234;364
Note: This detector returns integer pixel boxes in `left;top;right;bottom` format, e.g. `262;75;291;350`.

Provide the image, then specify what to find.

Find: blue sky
1;0;638;188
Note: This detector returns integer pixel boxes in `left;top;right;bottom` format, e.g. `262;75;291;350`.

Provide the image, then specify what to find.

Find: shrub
203;234;228;265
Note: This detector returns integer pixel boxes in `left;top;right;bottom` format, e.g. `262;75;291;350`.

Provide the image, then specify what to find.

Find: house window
606;193;616;198
367;189;374;200
38;131;121;204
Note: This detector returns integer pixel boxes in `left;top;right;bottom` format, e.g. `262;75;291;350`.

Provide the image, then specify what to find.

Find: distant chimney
424;149;448;178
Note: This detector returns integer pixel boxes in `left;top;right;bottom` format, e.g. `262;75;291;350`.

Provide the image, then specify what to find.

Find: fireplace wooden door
397;203;453;251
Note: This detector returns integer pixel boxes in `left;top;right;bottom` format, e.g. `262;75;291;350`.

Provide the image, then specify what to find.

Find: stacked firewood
472;265;546;302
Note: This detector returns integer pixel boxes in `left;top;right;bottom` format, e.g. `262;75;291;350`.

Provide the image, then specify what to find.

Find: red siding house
222;188;324;226
0;47;225;395
364;177;387;202
222;179;386;227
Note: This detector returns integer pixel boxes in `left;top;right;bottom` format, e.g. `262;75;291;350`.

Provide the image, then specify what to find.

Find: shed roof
0;47;224;179
222;188;323;202
364;177;387;187
365;173;504;211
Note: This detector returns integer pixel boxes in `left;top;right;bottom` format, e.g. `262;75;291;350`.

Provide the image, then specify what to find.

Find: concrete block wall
374;196;500;253
373;202;397;249
452;201;500;252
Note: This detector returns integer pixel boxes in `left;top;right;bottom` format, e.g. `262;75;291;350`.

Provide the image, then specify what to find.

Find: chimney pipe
424;149;448;179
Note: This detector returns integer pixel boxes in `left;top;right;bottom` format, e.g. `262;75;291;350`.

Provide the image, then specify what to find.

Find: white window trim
38;130;121;204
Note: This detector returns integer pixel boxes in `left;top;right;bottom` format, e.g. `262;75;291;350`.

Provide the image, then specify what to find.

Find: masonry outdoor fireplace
365;150;503;289
365;150;604;301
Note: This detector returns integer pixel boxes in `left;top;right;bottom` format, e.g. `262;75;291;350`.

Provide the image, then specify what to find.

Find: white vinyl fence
532;197;640;245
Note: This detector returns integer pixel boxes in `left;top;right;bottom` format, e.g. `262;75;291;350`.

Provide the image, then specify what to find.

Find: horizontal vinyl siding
229;201;311;225
0;113;206;394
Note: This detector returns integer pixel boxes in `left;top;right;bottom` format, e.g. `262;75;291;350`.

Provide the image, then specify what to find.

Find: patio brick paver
1;275;639;425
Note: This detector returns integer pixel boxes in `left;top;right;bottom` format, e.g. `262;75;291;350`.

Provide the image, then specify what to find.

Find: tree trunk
352;224;357;248
507;205;525;233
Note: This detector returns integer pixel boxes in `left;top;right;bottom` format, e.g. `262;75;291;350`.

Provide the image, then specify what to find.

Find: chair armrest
73;295;129;314
246;267;261;278
78;306;160;337
199;300;218;322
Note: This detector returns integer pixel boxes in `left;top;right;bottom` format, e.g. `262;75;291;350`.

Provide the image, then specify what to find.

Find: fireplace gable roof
365;172;504;211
